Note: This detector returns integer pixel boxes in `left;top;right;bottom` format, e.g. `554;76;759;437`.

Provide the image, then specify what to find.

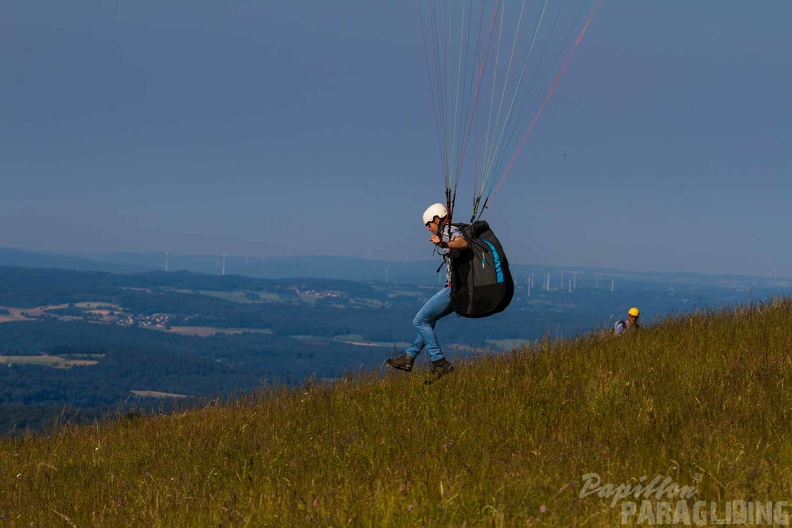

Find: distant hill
84;251;443;284
3;247;787;290
1;247;439;283
0;248;153;274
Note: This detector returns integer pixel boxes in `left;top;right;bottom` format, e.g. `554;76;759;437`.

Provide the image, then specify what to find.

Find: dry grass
0;298;790;526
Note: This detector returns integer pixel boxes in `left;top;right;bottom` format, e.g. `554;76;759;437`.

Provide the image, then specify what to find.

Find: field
152;326;275;337
1;298;789;526
0;304;70;322
486;338;535;350
183;289;285;304
130;390;189;399
0;354;99;369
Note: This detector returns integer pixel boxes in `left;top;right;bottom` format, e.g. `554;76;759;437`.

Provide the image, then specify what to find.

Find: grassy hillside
0;299;790;526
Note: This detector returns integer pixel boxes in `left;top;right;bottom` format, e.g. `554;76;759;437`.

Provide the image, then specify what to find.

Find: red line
493;0;603;197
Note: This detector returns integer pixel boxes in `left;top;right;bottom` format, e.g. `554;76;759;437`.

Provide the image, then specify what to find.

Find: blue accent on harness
483;241;504;283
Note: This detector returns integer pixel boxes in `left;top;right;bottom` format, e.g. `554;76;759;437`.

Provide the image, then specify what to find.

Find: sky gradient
2;2;790;278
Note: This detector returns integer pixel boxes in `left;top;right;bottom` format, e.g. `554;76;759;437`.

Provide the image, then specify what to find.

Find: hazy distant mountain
0;247;443;284
1;247;786;288
76;252;438;284
0;248;154;274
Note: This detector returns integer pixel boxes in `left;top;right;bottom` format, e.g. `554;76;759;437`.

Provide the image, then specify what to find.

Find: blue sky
2;2;790;278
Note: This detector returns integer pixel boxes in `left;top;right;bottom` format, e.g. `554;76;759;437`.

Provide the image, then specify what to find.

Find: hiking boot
425;358;454;384
387;354;415;372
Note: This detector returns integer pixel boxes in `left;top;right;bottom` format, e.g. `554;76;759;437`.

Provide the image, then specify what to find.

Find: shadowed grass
1;298;791;526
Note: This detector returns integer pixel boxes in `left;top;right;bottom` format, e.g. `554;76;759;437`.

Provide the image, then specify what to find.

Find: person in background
387;203;468;383
614;307;641;335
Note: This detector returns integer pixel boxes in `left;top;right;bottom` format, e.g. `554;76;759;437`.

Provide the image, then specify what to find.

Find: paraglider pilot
614;307;641;335
387;203;468;383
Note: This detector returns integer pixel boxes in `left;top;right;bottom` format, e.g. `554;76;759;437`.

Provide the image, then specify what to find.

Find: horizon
1;244;790;283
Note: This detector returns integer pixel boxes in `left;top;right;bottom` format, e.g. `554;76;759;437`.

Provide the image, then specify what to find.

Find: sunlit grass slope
1;299;791;527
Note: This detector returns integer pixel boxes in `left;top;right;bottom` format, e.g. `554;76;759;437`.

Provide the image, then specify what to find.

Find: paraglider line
493;0;603;198
452;0;502;211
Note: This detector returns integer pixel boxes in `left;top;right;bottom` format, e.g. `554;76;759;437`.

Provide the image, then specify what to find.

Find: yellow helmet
628;307;640;317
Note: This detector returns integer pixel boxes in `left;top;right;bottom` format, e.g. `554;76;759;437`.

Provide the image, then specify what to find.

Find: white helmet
422;203;448;226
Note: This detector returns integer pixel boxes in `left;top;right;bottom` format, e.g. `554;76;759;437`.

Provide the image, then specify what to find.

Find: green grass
1;299;791;526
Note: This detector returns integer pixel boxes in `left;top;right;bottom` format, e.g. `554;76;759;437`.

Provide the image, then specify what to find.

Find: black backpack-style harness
447;220;514;318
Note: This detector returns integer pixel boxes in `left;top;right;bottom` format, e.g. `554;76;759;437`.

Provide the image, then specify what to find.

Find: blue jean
405;286;455;362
